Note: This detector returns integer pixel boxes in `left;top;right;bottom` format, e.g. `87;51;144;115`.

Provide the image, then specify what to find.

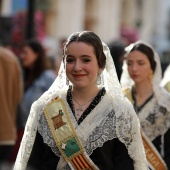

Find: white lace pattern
137;95;170;141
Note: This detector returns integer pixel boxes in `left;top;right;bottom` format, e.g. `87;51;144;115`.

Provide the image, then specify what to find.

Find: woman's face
65;42;100;89
126;50;153;84
20;46;38;69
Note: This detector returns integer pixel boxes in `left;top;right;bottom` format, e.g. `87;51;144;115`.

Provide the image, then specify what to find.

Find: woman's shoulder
33;70;56;88
40;70;56;80
36;89;67;109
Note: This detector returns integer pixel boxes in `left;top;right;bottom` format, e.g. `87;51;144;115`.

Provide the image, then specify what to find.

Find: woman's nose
74;61;82;71
132;64;138;71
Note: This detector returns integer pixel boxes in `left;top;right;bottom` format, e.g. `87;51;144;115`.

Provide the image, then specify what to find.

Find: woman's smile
73;74;87;78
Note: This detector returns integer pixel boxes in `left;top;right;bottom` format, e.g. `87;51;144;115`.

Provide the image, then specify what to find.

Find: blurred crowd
0;38;59;169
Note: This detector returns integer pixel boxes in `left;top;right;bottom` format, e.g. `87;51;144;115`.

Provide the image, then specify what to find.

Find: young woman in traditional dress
121;41;170;170
14;31;148;170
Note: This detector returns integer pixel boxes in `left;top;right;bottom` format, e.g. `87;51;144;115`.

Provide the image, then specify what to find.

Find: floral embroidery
159;106;167;115
146;113;156;124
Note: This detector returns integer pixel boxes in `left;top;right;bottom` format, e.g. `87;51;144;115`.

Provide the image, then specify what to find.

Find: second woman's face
65;42;100;88
126;50;153;83
20;46;38;69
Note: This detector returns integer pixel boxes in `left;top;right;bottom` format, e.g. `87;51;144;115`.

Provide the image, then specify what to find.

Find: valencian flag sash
44;97;99;170
123;88;167;170
141;131;167;170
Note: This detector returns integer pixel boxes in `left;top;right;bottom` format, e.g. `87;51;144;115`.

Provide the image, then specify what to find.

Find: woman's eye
139;62;144;65
127;62;132;66
83;58;91;63
66;58;74;63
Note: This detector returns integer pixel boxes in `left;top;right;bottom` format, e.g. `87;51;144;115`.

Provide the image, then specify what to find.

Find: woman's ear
98;68;104;76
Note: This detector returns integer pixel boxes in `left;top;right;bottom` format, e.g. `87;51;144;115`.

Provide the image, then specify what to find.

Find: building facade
1;0;170;60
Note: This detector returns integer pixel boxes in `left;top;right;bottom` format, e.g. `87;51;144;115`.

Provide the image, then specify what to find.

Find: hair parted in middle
127;43;156;72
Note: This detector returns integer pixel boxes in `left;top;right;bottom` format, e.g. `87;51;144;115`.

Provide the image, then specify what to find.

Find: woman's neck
72;85;99;103
134;80;153;105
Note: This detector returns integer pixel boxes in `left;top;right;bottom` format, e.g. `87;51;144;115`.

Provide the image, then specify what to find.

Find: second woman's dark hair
130;43;156;72
22;39;49;89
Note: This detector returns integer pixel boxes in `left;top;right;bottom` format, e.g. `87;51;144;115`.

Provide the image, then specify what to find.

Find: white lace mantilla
14;91;148;170
137;95;170;141
37;91;148;170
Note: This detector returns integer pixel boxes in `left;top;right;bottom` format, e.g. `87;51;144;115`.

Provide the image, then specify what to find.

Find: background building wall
1;0;170;63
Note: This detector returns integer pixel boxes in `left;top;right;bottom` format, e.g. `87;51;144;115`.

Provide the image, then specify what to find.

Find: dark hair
129;43;156;72
64;31;106;69
22;39;49;89
109;41;125;80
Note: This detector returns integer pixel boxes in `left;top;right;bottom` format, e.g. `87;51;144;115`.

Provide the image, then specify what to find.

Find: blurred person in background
18;39;56;126
42;37;66;76
10;39;56;163
120;27;139;46
42;37;59;76
107;26;138;82
0;47;23;168
121;41;170;169
108;40;125;81
57;38;67;74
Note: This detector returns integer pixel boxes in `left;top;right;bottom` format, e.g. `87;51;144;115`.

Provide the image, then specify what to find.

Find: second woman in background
9;39;56;163
19;39;56;126
121;41;170;170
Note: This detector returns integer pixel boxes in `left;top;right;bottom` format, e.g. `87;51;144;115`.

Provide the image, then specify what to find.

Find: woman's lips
73;74;86;78
131;74;139;78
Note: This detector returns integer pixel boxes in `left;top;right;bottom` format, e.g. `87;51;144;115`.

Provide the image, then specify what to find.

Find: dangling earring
66;77;69;85
96;71;102;85
149;71;153;81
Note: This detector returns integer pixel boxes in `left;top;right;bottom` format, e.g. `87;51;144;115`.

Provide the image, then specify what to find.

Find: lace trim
137;95;170;141
85;110;117;155
115;98;149;169
38;114;61;156
13;98;44;170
